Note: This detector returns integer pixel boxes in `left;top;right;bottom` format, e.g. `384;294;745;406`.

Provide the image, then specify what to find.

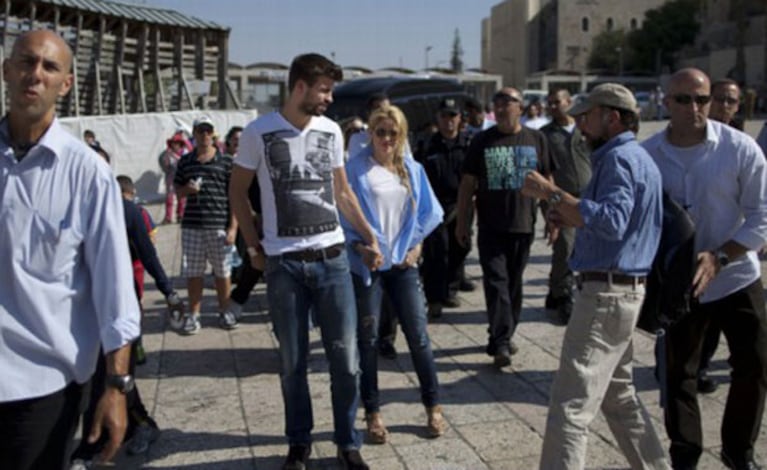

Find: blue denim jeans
352;267;440;414
265;251;361;450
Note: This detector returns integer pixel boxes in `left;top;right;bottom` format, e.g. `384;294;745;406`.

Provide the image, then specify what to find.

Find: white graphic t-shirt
236;112;346;255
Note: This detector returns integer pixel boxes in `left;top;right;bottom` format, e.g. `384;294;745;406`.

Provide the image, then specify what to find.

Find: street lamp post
616;46;623;77
425;45;433;70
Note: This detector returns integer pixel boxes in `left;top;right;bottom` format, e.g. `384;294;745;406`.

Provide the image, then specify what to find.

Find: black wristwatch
106;374;135;394
714;250;730;268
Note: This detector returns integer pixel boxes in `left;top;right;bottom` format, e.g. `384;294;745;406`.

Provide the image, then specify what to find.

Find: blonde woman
341;105;446;443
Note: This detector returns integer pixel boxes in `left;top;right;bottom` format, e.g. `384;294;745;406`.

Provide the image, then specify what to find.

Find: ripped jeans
352;267;440;414
265;251;361;450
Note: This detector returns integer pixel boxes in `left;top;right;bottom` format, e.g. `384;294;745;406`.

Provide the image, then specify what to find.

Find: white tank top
366;157;408;248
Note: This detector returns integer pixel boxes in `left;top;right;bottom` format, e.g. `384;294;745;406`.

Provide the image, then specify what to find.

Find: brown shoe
365;412;388;444
426;405;447;438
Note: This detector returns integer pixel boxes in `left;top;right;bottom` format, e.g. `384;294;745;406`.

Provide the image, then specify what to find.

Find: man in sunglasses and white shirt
643;68;767;470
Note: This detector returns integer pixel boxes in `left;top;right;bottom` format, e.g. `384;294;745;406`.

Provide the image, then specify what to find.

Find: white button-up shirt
643;120;767;303
0;118;140;401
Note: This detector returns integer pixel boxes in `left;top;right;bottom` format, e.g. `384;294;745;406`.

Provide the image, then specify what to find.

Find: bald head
668;68;710;93
12;30;73;74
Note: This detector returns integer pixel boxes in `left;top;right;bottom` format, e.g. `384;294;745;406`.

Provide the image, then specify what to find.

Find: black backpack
637;192;696;333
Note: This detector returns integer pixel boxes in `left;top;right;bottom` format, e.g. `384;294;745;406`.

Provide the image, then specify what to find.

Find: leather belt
279;243;345;262
579;272;646;286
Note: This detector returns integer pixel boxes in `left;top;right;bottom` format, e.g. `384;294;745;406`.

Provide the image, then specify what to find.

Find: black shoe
509;341;519;355
697;374;718;394
557;297;573;324
545;292;558;310
493;345;511;368
459;279;476;292
442;296;461;308
337;448;370;470
283;444;310;470
428;302;443;320
378;341;397;360
721;450;763;470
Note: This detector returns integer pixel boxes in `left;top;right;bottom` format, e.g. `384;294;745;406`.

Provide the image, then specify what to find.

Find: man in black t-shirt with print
174;117;238;334
456;87;554;368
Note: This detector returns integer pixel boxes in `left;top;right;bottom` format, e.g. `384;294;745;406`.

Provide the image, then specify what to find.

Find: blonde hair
368;105;414;207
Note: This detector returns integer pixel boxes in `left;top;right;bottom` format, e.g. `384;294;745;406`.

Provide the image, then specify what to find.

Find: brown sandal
426;405;447;438
365;412;388;444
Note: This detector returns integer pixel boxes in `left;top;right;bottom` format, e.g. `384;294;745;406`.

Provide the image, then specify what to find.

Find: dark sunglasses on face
492;92;521;105
672;94;712;105
713;95;739;105
374;128;398;139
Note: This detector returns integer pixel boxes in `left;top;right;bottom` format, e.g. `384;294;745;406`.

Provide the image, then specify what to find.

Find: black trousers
231;259;263;306
71;342;154;461
664;279;767;467
477;230;533;350
0;380;90;470
422;218;471;303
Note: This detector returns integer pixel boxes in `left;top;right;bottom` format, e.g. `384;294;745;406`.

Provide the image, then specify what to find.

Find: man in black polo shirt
174;117;238;334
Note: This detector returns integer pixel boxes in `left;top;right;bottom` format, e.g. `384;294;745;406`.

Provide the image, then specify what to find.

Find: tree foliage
626;0;700;73
450;28;464;73
587;29;630;74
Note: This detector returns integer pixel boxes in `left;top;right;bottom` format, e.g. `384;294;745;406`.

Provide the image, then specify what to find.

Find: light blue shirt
570;131;663;276
643;120;767;303
341;147;443;285
0;118;141;401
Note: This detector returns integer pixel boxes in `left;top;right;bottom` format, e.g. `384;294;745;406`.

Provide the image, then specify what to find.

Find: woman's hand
396;245;421;269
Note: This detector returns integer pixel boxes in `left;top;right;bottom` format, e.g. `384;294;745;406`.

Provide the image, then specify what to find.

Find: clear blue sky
139;0;499;70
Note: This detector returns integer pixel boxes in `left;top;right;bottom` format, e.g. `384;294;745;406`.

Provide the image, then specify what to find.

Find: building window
630;18;638;30
606;18;614;31
582;17;589;32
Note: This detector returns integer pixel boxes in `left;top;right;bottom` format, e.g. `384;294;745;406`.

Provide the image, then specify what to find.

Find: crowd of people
2;29;767;470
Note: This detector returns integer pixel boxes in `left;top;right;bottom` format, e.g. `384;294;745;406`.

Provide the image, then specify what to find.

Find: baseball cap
438;98;460;115
192;116;215;131
568;83;639;116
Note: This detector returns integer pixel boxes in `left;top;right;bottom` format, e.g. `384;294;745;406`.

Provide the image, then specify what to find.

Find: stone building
482;0;666;87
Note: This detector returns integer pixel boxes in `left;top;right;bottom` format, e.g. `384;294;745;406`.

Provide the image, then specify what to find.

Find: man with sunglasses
521;83;670;470
708;79;744;131
643;68;767;470
695;78;744;395
456;87;554;368
174;117;239;334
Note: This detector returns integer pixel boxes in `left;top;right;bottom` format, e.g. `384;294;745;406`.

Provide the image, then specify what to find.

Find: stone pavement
103;212;766;470
99;120;767;469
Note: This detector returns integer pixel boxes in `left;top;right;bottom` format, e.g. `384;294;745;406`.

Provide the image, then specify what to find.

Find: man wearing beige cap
523;83;670;469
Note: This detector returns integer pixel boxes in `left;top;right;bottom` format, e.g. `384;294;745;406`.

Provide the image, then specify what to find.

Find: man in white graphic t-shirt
229;53;381;470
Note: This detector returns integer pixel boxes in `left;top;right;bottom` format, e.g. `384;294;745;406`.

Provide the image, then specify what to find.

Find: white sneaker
168;309;184;331
181;314;201;335
69;460;91;470
218;310;239;330
228;301;243;319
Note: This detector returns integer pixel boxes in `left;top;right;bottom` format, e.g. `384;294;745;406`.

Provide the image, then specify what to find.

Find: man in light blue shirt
0;30;140;469
643;68;767;470
523;83;670;470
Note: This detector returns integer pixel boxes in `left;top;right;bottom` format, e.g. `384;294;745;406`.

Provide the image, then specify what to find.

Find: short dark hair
116;175;134;194
225;126;243;146
287;53;342;92
607;107;640;133
83;129;95;138
712;78;740;93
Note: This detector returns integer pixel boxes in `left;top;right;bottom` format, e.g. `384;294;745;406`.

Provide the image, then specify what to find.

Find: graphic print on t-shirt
484;145;538;190
263;129;339;236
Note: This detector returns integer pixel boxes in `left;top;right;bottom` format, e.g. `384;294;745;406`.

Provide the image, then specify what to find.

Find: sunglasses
194;125;214;134
713;95;739;105
374;128;399;139
492;93;522;104
672;94;712;105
